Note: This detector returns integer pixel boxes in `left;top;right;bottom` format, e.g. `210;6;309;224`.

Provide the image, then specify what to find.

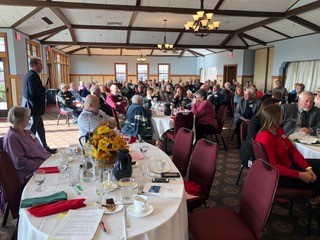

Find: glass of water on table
33;169;46;192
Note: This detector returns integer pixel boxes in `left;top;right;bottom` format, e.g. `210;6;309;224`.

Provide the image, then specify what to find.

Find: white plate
127;203;153;217
300;138;318;144
104;201;123;214
151;165;170;173
101;182;118;192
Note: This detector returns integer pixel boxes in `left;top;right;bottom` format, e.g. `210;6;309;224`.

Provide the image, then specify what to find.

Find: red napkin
129;136;137;143
28;199;86;217
184;179;201;196
38;166;60;173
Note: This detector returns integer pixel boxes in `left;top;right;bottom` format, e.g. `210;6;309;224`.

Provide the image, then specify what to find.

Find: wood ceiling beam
236;34;249;48
0;0;283;17
150;49;154;56
136;0;141;7
66;46;86;54
219;33;235;48
205;49;217;53
86;46;91;57
72;24;233;34
174;32;183;46
179;49;186;58
11;7;43;28
51;7;77;44
214;0;224;11
187;49;204;57
262;26;291;38
40;32;59;42
126;12;138;44
44;41;248;50
30;25;68;39
287;16;320;33
239;33;266;46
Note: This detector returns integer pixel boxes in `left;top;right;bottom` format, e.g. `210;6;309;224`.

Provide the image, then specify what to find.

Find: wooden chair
251;138;318;236
171;128;194;177
187;139;218;212
189;159;279;240
0;150;23;237
56;96;71;127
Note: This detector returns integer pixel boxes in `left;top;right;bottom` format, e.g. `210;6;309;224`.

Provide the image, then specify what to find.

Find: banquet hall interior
1;0;320;239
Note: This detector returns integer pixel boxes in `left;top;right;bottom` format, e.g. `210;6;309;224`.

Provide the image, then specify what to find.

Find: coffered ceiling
0;0;319;57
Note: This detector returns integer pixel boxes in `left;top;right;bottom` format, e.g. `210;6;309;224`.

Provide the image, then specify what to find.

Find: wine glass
95;180;107;208
140;163;150;182
33;170;46;192
57;160;69;179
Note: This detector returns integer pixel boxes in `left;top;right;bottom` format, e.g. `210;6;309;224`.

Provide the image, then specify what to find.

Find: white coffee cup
133;195;147;213
156;159;166;171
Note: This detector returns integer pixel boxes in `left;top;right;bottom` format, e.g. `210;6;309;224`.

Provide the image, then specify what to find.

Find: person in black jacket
21;57;57;154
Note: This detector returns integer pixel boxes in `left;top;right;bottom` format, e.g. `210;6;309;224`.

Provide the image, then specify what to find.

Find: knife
123;207;130;228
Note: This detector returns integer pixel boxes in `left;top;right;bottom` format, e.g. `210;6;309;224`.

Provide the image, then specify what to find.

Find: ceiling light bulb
193;15;199;21
205;13;213;20
197;11;204;18
157;44;162;49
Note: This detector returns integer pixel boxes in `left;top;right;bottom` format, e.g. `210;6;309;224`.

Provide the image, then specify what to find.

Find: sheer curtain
285;60;320;93
200;67;217;83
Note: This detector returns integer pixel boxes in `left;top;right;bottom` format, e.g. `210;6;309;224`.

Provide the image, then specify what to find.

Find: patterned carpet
0;105;319;239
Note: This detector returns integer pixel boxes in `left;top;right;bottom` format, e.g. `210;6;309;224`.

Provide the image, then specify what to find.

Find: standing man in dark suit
21;57;57;154
281;91;320;135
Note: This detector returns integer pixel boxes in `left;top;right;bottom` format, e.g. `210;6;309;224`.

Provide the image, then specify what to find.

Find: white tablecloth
18;143;188;240
151;115;174;140
289;133;320;159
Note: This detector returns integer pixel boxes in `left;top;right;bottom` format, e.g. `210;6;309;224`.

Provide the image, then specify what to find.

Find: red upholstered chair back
240;121;249;144
0;150;23;219
239;159;279;239
0;136;3;150
173;112;194;137
188;139;218;200
172;128;194;177
216;105;227;133
112;107;120;130
251;138;267;161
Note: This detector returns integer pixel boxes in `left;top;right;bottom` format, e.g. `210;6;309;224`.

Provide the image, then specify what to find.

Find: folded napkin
129;136;137;144
38;166;60;173
28;198;86;217
184;179;201;196
20;191;67;208
130;152;144;160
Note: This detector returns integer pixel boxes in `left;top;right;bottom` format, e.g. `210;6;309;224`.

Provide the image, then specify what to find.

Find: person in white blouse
315;87;320;108
77;95;116;137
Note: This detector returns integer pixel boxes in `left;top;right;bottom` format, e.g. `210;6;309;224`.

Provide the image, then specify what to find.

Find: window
137;63;149;82
158;64;170;82
26;40;41;70
115;63;127;82
0;37;5;52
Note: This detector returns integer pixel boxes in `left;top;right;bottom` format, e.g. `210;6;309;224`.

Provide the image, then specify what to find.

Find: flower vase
95;152;117;170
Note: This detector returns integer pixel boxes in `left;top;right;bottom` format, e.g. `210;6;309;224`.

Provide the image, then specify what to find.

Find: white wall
273;34;320;76
69;55;198;75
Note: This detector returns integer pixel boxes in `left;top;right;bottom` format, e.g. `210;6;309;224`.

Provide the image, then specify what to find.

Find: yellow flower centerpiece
90;125;127;167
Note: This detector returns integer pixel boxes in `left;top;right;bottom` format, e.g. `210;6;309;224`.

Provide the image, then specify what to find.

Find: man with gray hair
77;95;115;137
90;85;113;117
121;95;152;140
21;57;57;154
281;91;320;135
234;87;261;148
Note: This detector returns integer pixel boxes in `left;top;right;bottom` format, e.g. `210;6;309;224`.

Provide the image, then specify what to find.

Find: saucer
151;165;170;173
104;201;123;214
127;203;153;217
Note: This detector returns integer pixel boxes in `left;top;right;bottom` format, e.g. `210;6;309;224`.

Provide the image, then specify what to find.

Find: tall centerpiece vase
95;151;117;170
113;148;133;180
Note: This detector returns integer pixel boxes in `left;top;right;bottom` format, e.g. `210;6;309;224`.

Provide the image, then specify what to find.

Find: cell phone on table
161;172;180;178
148;185;161;193
152;178;169;183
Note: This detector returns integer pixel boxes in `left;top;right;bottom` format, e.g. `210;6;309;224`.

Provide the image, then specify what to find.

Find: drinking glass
140;146;149;158
95;180;107;208
33;170;46;192
57;160;69;179
140;163;150;181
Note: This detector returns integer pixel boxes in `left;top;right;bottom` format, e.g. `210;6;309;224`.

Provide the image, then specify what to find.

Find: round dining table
151;113;174;140
289;133;320;159
18;142;188;240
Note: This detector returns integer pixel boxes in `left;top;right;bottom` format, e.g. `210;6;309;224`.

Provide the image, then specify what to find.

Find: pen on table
99;221;107;234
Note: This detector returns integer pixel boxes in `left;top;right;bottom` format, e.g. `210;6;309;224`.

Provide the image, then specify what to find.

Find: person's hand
299;171;316;183
307;168;317;181
300;127;312;134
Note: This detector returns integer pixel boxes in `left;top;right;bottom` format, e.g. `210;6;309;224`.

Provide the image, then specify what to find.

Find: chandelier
137;53;146;63
184;0;221;38
157;19;174;52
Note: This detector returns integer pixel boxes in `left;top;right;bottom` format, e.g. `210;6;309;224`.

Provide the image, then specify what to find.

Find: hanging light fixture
157;19;174;52
137;53;146;63
184;0;221;38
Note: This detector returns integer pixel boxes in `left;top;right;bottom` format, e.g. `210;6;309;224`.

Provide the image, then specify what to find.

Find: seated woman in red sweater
191;89;218;141
256;104;320;194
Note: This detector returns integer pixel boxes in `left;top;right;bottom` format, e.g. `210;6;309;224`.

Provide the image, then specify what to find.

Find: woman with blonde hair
255;104;320;194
